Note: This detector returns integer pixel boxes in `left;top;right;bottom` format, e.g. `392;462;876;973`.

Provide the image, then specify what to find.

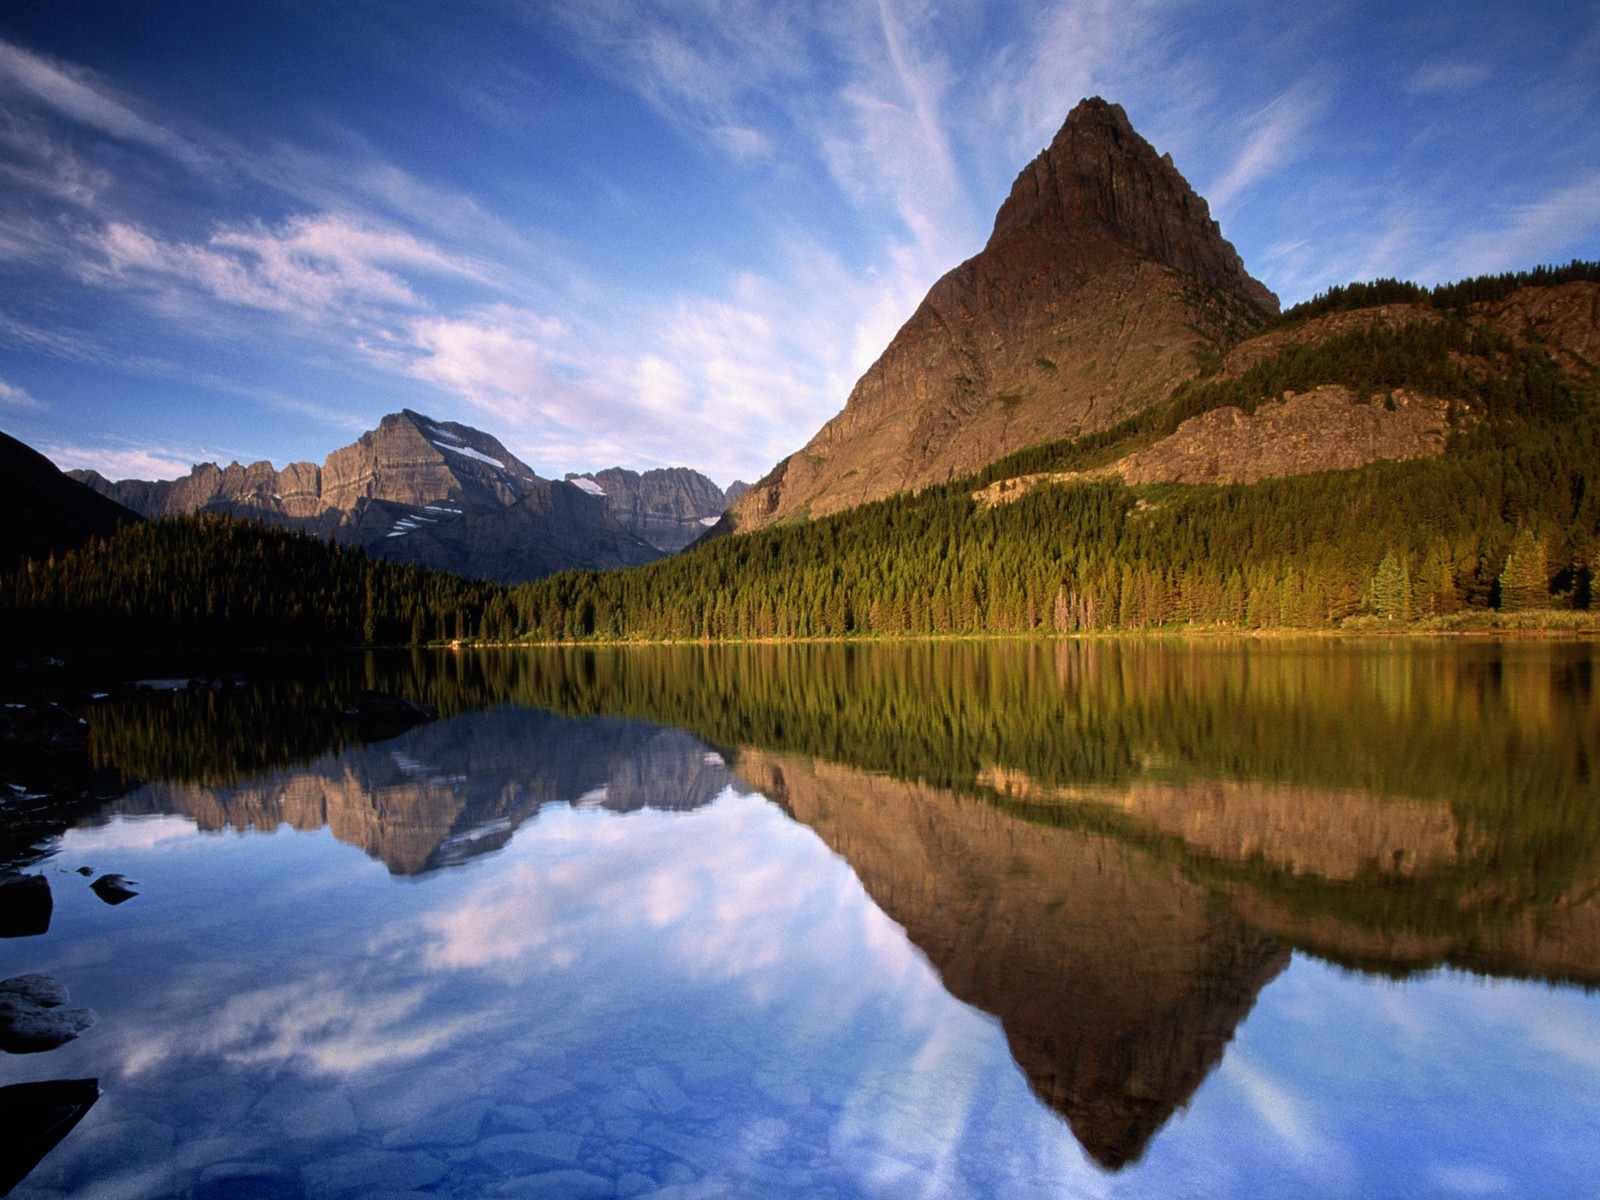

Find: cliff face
565;467;747;553
972;384;1451;506
375;481;666;585
988;97;1276;311
729;98;1278;531
73;410;542;521
323;411;541;513
68;410;662;583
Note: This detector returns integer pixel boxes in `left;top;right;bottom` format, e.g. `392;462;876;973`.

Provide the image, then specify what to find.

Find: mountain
729;97;1278;531
69;410;663;584
565;467;749;552
0;429;139;571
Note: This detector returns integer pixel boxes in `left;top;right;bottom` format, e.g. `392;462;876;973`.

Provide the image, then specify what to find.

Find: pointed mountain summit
730;98;1278;530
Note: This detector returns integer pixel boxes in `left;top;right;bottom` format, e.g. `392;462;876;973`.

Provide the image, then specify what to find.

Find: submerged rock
0;1077;100;1194
90;872;139;905
343;690;441;744
0;872;51;937
0;973;98;1053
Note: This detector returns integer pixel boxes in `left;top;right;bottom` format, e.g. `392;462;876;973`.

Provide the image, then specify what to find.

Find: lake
3;639;1599;1198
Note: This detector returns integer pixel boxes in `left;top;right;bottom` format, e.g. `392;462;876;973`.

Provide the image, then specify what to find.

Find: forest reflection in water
6;637;1599;1196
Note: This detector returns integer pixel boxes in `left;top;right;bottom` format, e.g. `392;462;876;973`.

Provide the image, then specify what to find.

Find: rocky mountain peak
322;409;543;513
989;98;1278;315
728;98;1279;532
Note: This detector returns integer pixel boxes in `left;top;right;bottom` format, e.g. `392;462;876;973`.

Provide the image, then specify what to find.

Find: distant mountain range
63;409;746;584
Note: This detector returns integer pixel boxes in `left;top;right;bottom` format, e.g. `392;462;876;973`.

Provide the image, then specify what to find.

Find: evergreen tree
1498;529;1549;612
1368;550;1413;620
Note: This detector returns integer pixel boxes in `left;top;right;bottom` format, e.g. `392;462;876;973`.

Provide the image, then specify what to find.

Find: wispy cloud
1426;1162;1517;1196
0;37;209;172
86;212;482;324
1224;1049;1347;1172
1205;79;1330;215
0;375;41;409
1420;170;1600;280
406;304;575;427
40;437;227;481
1408;60;1493;94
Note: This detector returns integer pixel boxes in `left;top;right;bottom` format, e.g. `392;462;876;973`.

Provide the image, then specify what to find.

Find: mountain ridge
66;410;742;584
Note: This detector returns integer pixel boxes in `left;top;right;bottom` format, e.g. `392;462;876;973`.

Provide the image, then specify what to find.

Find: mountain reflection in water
25;638;1600;1193
108;709;739;874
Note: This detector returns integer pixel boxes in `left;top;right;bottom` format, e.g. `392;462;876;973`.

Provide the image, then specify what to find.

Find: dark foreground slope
1;430;139;571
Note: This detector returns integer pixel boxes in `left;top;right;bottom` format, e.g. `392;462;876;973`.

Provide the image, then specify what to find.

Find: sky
1;1;1598;488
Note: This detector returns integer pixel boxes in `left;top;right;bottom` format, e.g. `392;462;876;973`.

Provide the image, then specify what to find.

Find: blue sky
1;1;1597;487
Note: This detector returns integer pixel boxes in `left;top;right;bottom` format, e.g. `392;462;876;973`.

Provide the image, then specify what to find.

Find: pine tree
1368;550;1412;620
1498;528;1548;612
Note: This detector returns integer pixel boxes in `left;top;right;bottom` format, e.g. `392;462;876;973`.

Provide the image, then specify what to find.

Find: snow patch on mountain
437;442;504;470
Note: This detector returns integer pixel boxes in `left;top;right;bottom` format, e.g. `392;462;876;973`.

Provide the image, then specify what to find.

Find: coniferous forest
4;265;1600;651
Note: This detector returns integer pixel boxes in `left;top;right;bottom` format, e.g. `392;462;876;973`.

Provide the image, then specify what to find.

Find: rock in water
0;1077;100;1194
345;689;441;743
728;96;1279;530
90;873;139;905
0;973;98;1053
0;873;51;938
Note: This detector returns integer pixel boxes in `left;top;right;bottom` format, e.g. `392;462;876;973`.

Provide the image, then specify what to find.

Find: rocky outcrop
0;873;51;938
1116;387;1449;484
67;410;663;583
565;467;747;553
1482;280;1600;374
0;973;97;1054
0;1078;100;1196
973;385;1450;505
729;97;1278;531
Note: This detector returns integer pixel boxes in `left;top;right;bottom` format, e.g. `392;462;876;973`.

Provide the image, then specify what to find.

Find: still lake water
3;639;1600;1198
